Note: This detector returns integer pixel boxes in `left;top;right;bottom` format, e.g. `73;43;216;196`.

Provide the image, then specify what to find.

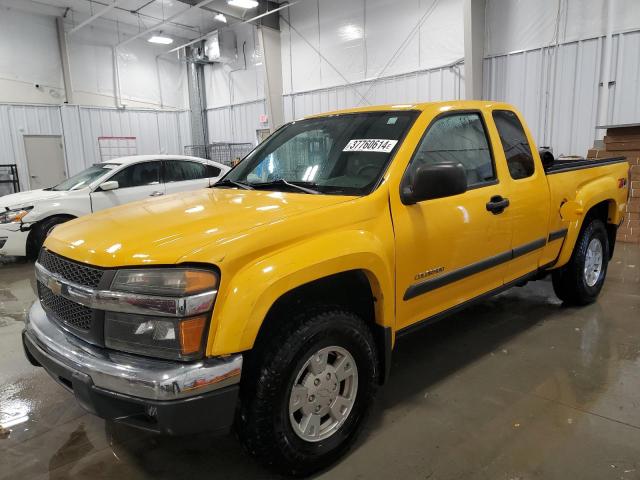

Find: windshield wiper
214;179;254;190
251;179;320;194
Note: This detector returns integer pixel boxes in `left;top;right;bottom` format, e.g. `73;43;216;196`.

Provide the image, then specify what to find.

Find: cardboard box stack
587;126;640;244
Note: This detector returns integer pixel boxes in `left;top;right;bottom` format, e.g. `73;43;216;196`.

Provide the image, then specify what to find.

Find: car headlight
104;268;219;361
0;207;33;224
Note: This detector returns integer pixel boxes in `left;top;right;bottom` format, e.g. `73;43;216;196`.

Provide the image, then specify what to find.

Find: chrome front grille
36;250;104;340
38;249;104;288
38;281;93;331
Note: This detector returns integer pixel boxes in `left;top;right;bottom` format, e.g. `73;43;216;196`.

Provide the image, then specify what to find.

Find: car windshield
222;111;418;195
51;164;120;191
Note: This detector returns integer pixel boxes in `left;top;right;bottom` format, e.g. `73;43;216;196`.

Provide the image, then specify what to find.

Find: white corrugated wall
206;100;267;144
0;104;191;192
609;30;640;125
484;29;640;156
283;63;464;122
204;61;464;143
0;104;63;194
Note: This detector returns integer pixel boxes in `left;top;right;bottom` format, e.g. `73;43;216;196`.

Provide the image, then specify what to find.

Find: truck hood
1;188;73;209
45;188;354;267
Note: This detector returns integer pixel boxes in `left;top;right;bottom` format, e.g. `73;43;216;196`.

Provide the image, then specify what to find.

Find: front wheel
28;216;71;259
552;218;609;305
237;308;378;476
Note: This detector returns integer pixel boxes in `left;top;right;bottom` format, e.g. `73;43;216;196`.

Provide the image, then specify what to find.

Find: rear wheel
237;308;378;476
552;219;609;305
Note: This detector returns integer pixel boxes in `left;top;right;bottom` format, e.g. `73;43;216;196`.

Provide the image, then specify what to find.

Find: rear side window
164;161;208;182
207;165;222;177
410;112;495;188
109;162;160;189
492;110;535;179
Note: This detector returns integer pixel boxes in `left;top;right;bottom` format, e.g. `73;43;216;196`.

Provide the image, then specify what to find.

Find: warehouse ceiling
0;0;271;43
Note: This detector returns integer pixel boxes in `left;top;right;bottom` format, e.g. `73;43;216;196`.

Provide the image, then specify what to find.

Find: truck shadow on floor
89;279;596;479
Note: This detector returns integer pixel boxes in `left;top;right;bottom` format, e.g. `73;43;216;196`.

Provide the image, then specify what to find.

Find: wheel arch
251;270;392;384
26;213;76;258
583;199;618;259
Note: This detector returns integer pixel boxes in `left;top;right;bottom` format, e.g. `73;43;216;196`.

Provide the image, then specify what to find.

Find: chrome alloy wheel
584;238;603;287
288;346;358;442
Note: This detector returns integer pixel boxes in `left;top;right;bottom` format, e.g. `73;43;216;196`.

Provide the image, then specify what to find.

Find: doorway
256;129;271;145
23;135;67;190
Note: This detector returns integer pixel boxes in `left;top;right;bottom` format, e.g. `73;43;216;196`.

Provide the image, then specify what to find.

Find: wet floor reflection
0;244;639;479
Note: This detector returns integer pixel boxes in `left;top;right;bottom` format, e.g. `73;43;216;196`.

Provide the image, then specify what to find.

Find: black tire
28;216;71;259
551;218;609;305
237;307;378;476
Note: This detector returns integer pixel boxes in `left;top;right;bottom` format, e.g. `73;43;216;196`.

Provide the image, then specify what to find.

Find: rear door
490;109;551;282
90;161;164;211
163;160;217;194
392;111;513;330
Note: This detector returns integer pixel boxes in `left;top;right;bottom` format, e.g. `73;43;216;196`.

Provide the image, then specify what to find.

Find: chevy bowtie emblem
48;277;63;296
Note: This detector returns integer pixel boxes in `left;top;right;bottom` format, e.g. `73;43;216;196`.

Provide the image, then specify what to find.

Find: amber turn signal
183;270;219;294
179;315;207;354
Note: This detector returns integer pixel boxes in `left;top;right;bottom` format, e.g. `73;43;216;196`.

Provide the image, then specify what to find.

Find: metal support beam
112;46;124;109
117;0;217;48
187;45;209;147
258;26;284;132
68;0;122;35
56;17;74;104
596;0;616;135
463;0;485;100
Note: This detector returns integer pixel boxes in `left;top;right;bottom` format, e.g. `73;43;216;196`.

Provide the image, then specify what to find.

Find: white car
0;155;230;258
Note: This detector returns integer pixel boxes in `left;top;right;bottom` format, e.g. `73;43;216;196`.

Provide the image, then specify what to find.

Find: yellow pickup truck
23;101;629;475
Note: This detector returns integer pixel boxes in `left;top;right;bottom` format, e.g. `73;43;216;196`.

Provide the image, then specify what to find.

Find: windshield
51;164;119;191
222;111;418;195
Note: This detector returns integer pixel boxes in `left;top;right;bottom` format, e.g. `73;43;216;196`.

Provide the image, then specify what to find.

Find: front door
24;135;67;189
392;111;513;331
90;161;164;211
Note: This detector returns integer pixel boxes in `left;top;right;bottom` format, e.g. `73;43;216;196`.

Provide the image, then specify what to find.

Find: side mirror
401;162;467;205
539;148;554;169
99;180;119;191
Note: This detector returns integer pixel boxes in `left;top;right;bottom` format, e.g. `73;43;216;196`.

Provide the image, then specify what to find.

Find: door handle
150;191;164;197
486;195;510;214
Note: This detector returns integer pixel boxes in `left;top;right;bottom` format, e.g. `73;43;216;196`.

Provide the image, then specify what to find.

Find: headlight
0;207;33;224
105;268;219;361
105;312;208;361
111;268;218;296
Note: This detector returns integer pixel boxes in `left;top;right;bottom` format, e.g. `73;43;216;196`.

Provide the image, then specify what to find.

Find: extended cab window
164;161;208;182
492;110;535;180
409;112;495;188
109;162;160;189
222;111;418;195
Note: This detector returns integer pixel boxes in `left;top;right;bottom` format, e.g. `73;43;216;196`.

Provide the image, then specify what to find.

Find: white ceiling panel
0;0;243;43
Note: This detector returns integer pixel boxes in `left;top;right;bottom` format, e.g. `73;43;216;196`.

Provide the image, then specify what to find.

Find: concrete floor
1;245;639;480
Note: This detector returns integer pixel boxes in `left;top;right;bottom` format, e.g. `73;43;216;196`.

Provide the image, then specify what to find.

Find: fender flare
554;176;621;268
207;230;394;356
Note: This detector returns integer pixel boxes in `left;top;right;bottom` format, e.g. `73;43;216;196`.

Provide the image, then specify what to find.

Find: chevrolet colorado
22;101;629;475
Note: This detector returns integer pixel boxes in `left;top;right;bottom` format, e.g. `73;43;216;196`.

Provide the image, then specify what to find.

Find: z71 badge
414;267;445;281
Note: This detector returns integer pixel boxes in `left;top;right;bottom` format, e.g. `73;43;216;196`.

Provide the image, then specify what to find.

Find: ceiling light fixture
214;13;227;23
148;35;174;45
227;0;259;9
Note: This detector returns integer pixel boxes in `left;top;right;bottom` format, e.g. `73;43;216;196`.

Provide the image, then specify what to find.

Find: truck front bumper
23;300;242;435
0;223;28;256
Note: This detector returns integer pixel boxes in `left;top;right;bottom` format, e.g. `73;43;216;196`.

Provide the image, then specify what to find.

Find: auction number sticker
343;139;398;153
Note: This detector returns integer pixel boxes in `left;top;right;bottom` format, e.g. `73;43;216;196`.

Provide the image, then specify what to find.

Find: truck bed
544;156;627;175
